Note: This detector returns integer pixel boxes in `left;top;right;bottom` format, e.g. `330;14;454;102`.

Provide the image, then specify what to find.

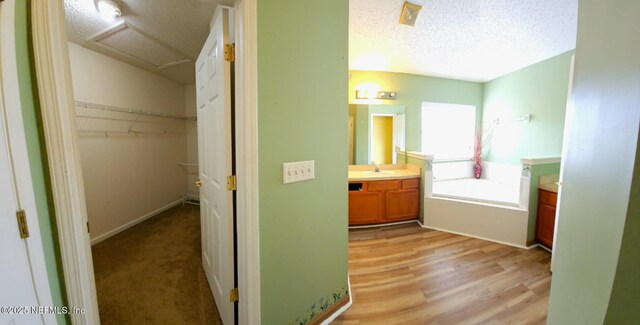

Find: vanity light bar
355;90;397;100
376;91;397;99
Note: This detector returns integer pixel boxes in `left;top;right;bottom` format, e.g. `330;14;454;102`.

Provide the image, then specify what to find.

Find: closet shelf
74;101;196;135
75;101;196;121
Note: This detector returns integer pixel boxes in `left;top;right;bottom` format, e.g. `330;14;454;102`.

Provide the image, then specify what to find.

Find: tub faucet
371;161;381;172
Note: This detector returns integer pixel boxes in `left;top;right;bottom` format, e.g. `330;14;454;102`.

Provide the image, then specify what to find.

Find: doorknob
195;180;202;187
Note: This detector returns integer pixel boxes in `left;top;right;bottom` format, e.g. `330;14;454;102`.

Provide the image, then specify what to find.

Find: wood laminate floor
334;223;551;325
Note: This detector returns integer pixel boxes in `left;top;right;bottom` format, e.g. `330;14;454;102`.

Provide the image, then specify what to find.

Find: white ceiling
65;0;578;85
350;0;579;82
64;0;227;85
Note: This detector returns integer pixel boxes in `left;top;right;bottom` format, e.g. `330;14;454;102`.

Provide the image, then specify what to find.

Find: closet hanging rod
74;100;196;121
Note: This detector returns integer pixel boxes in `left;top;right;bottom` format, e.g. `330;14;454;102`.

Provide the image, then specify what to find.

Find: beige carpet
91;204;222;325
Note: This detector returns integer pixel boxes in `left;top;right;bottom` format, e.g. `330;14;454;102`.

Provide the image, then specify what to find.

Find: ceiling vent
85;21;192;71
399;2;422;26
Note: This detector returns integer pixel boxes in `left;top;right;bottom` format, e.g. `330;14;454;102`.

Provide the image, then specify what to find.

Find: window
421;103;476;160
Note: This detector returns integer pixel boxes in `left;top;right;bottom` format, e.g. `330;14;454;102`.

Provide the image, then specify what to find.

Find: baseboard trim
417;221;529;250
313;275;353;325
348;219;418;229
90;199;183;245
536;244;552;253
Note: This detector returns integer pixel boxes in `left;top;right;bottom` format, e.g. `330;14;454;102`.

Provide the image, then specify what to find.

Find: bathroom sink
365;170;394;175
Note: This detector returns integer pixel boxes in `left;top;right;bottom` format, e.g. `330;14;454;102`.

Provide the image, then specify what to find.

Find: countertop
348;169;421;181
538;183;559;193
538;174;560;193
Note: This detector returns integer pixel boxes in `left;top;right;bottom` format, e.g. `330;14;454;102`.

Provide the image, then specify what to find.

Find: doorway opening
61;2;236;323
370;114;394;164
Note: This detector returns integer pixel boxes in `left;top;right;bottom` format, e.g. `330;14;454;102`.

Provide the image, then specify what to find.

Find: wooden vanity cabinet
536;189;558;249
348;191;382;225
348;177;420;225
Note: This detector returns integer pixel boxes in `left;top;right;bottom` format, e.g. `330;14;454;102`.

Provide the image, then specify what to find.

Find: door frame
233;0;261;323
369;113;395;164
30;0;260;324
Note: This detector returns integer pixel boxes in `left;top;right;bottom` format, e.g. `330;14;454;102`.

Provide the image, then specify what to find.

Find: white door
0;1;54;323
196;6;235;325
0;95;42;325
550;54;576;271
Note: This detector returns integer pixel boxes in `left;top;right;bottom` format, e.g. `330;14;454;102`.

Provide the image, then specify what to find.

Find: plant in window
474;133;483;179
473;121;498;179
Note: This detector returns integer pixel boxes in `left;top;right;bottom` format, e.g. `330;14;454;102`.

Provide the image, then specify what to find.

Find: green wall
604;136;640;323
482;51;573;165
257;1;349;324
354;105;368;165
348;104;356;164
547;0;640;323
15;1;69;323
349;71;484;153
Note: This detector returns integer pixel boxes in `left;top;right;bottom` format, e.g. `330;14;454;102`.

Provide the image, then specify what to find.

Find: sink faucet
371;161;381;172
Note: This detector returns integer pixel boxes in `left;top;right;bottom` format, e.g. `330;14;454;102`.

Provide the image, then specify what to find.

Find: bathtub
423;159;531;248
432;178;519;206
430;160;524;206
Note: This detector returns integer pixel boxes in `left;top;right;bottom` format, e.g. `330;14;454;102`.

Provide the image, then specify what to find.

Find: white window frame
421;102;477;161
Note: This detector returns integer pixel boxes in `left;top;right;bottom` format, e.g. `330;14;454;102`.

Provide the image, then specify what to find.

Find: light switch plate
283;160;315;184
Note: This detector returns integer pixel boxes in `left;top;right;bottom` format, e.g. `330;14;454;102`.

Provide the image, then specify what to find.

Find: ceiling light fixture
96;0;122;22
399;2;422;26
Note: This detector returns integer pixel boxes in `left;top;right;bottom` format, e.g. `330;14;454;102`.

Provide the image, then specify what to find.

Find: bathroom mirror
348;104;406;165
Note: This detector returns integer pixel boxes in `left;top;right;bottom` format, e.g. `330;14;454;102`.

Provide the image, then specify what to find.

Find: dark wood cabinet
386;189;420;221
536;189;558;249
348;177;420;225
348;191;383;225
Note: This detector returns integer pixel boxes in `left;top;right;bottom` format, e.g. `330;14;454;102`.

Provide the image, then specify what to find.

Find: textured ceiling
350;0;578;82
66;0;578;85
64;0;228;84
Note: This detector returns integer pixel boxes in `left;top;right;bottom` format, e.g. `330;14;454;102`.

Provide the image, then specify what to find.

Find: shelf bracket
127;113;141;134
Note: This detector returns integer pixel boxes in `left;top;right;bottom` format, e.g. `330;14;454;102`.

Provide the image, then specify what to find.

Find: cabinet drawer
368;180;400;191
402;178;420;189
538;189;557;207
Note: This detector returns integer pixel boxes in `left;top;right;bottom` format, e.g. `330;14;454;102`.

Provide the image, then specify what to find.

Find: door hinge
229;288;239;302
227;175;237;191
224;43;235;62
16;210;29;238
87;222;91;233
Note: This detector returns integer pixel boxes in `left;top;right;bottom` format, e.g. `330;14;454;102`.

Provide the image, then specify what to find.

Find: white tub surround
433;179;519;206
520;156;561;166
422;198;529;248
423;156;532;248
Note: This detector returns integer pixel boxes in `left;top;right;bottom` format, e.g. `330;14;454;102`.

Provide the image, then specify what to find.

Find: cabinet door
536;203;556;247
385;189;419;221
349;192;383;225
